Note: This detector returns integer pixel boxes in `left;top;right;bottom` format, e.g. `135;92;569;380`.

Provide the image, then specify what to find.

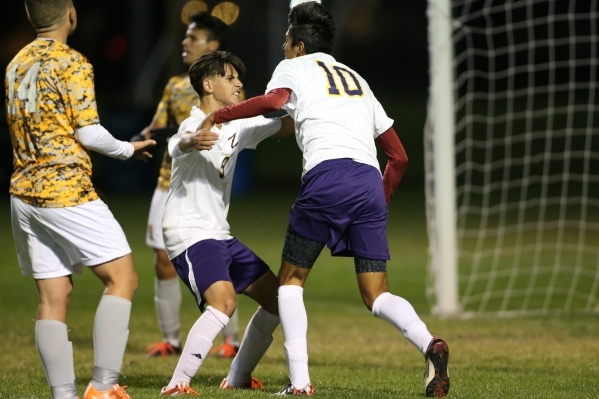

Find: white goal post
425;0;599;317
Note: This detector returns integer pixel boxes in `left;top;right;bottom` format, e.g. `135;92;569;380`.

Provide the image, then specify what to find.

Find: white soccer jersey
163;106;281;259
266;53;394;175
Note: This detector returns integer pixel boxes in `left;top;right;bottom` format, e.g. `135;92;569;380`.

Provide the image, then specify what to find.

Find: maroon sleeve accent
214;88;292;124
375;127;408;204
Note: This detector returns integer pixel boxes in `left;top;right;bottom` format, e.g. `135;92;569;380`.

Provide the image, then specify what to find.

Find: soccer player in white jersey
158;51;295;396
136;11;241;359
5;1;155;398
197;2;451;397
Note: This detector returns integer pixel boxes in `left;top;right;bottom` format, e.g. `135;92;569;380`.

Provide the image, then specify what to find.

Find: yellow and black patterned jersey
154;74;199;190
5;38;100;208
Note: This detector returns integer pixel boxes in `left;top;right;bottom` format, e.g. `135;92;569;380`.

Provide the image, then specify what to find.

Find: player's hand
131;139;156;161
193;128;219;151
199;112;216;130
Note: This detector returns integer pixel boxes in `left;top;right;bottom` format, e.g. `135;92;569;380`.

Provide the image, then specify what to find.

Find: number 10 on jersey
316;61;363;97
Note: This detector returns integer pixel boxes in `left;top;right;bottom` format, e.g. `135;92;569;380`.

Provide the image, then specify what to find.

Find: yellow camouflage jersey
5;38;100;207
153;74;199;190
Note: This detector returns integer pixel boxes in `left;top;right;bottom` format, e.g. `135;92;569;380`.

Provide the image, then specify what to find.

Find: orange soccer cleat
209;337;238;358
159;382;200;396
146;341;181;357
219;376;264;390
83;383;131;399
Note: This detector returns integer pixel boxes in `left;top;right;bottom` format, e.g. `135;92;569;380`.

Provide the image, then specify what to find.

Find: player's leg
276;226;323;395
35;277;79;399
48;199;137;398
11;196;80;399
147;248;182;356
356;267;449;397
146;188;182;357
84;254;137;397
345;159;449;397
213;307;240;358
222;247;280;389
161;240;236;395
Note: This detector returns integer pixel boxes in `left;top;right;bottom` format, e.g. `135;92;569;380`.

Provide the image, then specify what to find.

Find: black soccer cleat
423;338;450;397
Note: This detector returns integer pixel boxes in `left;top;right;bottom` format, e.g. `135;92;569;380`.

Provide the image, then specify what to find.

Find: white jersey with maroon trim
163;106;281;259
266;52;393;176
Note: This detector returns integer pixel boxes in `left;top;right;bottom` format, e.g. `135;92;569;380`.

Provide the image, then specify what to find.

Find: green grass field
0;188;597;398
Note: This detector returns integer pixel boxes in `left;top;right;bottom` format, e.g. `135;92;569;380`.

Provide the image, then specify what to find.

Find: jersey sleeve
236;116;282;150
266;60;297;94
66;60;100;128
168;118;199;159
372;96;394;138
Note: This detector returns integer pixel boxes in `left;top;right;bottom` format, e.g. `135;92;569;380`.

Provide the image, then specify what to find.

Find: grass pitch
0;188;597;398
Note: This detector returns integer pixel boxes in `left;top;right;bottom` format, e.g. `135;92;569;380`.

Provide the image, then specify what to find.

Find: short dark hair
188;11;231;51
189;51;246;96
25;0;72;31
288;1;335;55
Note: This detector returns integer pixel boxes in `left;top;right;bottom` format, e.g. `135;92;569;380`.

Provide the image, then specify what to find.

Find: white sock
35;320;78;398
222;307;239;345
278;285;310;389
226;307;279;387
155;276;182;347
167;306;229;389
371;292;433;355
92;295;131;390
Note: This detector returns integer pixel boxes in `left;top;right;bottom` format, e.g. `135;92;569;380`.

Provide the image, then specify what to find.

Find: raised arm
200;88;292;130
375;127;408;203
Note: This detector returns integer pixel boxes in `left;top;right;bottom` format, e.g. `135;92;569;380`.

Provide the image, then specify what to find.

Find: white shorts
146;188;168;250
11;196;132;279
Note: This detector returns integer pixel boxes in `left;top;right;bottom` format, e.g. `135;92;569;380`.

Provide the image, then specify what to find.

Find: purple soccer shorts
170;238;269;310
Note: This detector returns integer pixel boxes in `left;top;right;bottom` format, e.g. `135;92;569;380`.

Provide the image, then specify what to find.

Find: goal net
425;0;599;317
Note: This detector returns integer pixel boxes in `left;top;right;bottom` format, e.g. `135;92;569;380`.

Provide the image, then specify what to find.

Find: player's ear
297;41;306;56
67;5;77;32
202;78;213;94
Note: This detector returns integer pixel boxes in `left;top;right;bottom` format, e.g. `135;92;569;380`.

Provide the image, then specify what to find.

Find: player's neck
199;96;222;116
37;27;69;44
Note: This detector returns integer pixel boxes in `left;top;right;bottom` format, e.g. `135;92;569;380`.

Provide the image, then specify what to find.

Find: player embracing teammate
198;1;451;397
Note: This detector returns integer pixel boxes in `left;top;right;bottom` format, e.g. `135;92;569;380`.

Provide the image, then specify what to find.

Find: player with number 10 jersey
267;53;392;176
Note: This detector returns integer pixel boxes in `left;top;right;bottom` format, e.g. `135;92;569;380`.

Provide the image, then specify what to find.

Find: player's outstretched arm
375;127;408;203
199;88;293;131
76;124;156;161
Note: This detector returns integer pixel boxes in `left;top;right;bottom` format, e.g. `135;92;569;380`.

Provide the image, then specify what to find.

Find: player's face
182;24;218;65
282;27;301;59
211;64;243;106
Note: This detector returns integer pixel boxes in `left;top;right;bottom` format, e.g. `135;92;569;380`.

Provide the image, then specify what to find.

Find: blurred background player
159;51;294;396
198;1;450;397
137;11;241;358
5;1;155;398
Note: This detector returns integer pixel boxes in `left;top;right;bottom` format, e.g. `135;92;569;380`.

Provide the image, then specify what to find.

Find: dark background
0;0;430;197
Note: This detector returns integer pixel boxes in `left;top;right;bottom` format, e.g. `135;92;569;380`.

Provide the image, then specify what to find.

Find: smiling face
208;64;243;106
182;23;219;65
